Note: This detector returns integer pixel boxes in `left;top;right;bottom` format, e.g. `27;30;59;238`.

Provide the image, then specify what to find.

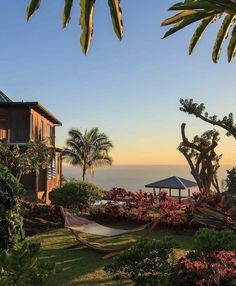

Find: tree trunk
82;163;86;182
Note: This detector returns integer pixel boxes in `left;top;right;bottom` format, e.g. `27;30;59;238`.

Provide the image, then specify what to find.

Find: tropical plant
157;193;184;226
173;251;236;286
104;238;177;286
104;187;128;201
24;0;236;62
0;241;55;286
0;165;24;251
162;0;236;63
188;187;236;231
63;128;113;182
192;203;236;232
91;189;155;222
26;0;123;55
178;123;222;192
173;229;236;285
49;180;103;211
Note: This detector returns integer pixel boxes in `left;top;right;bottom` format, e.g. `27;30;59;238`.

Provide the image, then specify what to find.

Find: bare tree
178;123;222;192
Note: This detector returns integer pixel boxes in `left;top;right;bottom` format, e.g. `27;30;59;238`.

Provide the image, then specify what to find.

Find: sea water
63;164;232;196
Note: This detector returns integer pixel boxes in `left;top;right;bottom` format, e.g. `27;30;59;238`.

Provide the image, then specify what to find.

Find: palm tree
63;128;113;182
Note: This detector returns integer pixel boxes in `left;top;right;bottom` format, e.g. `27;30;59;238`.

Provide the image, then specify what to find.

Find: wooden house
0;91;62;204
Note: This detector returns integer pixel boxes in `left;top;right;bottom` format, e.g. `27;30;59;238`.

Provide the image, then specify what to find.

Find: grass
28;225;195;286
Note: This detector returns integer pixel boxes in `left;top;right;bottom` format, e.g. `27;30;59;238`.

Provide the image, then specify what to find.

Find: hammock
60;207;149;237
60;207;158;257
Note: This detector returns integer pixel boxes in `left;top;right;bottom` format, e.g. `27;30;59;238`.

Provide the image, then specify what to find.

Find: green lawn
28;226;195;286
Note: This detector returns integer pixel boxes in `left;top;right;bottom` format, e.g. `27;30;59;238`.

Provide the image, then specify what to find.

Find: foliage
0;165;24;251
178;123;221;192
49;180;103;211
162;0;236;63
193;228;236;254
104;238;177;286
193;206;236;232
157;192;185;226
173;251;236;286
191;189;215;205
0;140;49;181
63;128;113;181
91;189;155;223
26;0;123;54
20;197;62;223
0;241;55;286
226;166;236;193
103;187;128;200
180;98;236;139
189;190;236;232
25;0;236;63
172;228;236;285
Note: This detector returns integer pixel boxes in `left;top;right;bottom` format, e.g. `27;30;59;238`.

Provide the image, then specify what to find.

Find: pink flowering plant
157;191;185;226
92;188;156;223
172;228;236;286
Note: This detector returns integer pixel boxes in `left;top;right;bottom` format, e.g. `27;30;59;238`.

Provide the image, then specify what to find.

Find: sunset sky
0;1;235;165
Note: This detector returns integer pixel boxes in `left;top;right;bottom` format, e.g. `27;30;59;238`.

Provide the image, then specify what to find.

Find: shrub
104;238;177;286
173;229;236;286
173;251;236;286
0;241;55;286
0;165;24;251
20;197;62;222
193;228;236;254
49;180;103;211
104;187;128;200
157;193;185;226
93;188;155;223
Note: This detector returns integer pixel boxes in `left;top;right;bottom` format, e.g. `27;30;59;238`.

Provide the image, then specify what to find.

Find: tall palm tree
63;128;113;182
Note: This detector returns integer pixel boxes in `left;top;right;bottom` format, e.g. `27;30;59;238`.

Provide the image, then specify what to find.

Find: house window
48;155;56;180
47;125;55;145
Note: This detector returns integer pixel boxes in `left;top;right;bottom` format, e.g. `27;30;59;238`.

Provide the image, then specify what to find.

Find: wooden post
169;188;171;197
153;188;157;197
178;189;181;204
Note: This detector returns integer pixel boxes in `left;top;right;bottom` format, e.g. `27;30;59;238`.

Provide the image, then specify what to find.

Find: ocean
62;164;233;196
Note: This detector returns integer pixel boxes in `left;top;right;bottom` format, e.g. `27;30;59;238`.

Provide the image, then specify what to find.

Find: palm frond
162;0;236;62
25;0;123;55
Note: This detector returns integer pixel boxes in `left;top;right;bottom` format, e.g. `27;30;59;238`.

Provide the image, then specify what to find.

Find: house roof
0;90;12;102
0;101;62;125
145;176;197;190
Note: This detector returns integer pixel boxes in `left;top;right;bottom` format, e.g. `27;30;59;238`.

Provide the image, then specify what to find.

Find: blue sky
0;1;236;165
